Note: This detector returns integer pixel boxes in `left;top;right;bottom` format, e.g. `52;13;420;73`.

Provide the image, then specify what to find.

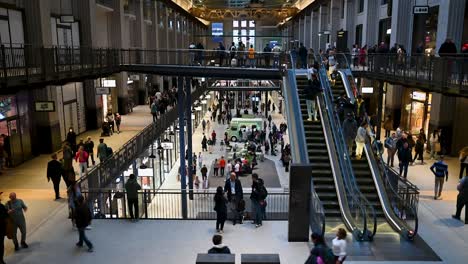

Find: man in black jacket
0;192;7;264
47;153;63;200
453;175;468;224
75;195;94;252
305;75;321;121
84;137;95;166
208;234;231;254
398;142;412;179
224;173;243;224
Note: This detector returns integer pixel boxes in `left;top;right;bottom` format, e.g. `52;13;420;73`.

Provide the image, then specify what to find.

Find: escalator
296;75;341;220
330;64;418;239
283;70;374;241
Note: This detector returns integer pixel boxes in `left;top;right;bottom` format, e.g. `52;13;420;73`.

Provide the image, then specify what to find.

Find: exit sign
413;6;429;14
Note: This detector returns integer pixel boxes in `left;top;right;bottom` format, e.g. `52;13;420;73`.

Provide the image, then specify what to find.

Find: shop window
249;20;255;28
355;24;363;46
358;0;364;13
0;8;24;47
241;20;247;27
51;17;80;47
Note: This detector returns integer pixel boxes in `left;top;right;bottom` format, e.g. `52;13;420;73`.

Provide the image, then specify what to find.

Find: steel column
178;77;188;218
376;81;384;140
186;77;194;200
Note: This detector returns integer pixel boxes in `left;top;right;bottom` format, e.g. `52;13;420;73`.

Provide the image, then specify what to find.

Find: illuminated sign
212;22;224;43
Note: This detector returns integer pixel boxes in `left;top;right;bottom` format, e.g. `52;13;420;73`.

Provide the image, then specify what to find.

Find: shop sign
411;91;426;101
160;142;173;150
96;87;110;95
102;80;116;87
34;101;55;112
60;15;75;23
413;6;429;14
362;87;374;93
194;106;202;111
129;75;140;81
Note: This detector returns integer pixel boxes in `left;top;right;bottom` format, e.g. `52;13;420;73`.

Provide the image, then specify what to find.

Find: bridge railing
348;53;468;95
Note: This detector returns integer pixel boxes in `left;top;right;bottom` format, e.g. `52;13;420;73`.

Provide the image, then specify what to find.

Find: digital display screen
212;23;223;43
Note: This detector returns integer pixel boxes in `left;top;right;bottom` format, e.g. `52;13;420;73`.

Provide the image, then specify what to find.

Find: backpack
384;137;393;149
321;247;335;264
259;186;268;200
107;147;113;156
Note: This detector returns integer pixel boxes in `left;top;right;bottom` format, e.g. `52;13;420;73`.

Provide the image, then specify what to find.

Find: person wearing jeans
75;146;89;178
6;192;28;251
430;156;449;200
304;75;321;121
398;142;412;179
74;195;93;252
452;175;468;224
125;174;141;221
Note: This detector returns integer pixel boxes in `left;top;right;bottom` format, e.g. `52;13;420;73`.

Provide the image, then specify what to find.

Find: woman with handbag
0;192;8;264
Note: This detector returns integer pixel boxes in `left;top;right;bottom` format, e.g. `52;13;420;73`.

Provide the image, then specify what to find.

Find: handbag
5;216;14;239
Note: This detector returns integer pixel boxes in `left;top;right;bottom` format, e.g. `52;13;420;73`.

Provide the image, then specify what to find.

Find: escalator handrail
334;54;419;239
315;54;377;240
283;69;326;236
316;94;363;238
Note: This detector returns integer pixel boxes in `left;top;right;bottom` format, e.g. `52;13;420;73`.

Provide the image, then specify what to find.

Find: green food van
226;118;263;142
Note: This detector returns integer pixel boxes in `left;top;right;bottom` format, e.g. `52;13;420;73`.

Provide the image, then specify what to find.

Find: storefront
95;78;117;119
401;89;432;135
412;6;438;54
55;82;87;141
0;93;31;166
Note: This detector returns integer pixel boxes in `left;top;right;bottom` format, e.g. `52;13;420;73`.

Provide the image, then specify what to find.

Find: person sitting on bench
208;234;231;254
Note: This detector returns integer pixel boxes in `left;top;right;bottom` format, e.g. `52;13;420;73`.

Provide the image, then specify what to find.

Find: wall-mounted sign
194;106;202;111
361;87;374;94
160;142;173;150
201;100;207;104
60;15;75;23
212;22;223;43
35;101;55;112
129;75;140;81
96;87;110;95
102;80;116;87
413;6;429;14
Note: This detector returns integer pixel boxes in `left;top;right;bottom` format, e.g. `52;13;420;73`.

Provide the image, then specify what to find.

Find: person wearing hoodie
213;186;228;233
125;174;142;221
208;234;231;254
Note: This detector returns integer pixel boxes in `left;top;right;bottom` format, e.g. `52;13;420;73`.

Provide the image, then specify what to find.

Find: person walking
219;156;226;176
213;187;228;233
62;143;74;178
355;122;368;160
84;137;95;166
198;152;203;169
429;129;440;160
224;173;243;225
66;127;77;155
298;43;308;69
385;133;398;167
305;233;335;264
430;156;449;200
202;119;207;132
67;181;81;229
342;113;358;156
398;142;412;179
458;146;468;179
452;174;468;224
202;136;208;152
6;192;28;251
251;174;268;228
383;115;392;138
413;135;425;165
208;234;231;254
0;192;8;264
75;146;89;179
201;164;208;181
74;195;94;252
115;113;122;134
47;153;63;200
97;138;108;164
213;159;219;177
125;174;141;221
151;100;158;122
332;228;347;263
225;160;232;179
107;112;115;134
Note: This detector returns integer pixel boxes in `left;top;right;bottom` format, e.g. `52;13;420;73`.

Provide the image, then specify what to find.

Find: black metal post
178;77;188;218
376;80;384;140
186;78;194;200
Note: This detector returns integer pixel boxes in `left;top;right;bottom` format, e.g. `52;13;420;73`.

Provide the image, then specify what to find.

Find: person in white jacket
355;122;369;159
332;228;347;263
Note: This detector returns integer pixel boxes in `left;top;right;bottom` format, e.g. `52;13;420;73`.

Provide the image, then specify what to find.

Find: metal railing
81;189;289;220
315;54;377;240
77;85;207;191
349;53;468;95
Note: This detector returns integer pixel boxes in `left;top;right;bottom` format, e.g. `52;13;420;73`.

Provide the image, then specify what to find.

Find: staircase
296;75;341;219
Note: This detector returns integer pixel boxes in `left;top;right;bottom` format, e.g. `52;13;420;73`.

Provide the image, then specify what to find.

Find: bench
196;253;235;264
241;254;280;264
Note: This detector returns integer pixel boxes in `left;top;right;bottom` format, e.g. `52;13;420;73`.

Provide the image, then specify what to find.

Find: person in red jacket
75;146;89;178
